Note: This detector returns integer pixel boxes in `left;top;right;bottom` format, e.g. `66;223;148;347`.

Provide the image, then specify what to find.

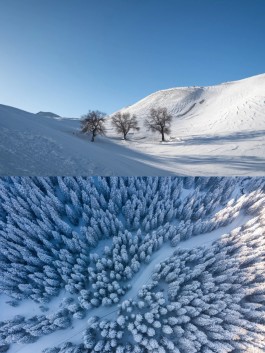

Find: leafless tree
80;110;106;142
111;112;140;140
144;107;172;142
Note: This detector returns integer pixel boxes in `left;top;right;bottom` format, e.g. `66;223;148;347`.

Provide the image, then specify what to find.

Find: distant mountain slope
36;111;61;118
107;73;265;140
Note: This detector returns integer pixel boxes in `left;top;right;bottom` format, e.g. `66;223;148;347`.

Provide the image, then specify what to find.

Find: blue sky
0;0;264;117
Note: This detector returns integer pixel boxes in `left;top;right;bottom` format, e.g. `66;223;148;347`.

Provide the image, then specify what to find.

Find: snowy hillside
106;73;265;174
108;73;265;137
0;73;265;175
0;104;168;176
0;176;265;353
36;112;61;119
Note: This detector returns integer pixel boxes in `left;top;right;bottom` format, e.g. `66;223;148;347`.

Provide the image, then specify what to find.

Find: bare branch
144;108;172;142
80;110;106;142
111;112;140;140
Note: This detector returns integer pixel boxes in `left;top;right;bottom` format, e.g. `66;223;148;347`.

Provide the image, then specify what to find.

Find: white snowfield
0;105;171;176
107;73;265;175
1;73;265;175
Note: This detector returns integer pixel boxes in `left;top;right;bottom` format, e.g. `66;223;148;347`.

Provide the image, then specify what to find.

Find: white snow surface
0;104;168;176
107;73;265;175
7;212;252;353
1;73;265;175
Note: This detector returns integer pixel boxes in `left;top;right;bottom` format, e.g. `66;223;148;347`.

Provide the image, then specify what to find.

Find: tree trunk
161;129;165;142
124;132;127;140
91;133;95;142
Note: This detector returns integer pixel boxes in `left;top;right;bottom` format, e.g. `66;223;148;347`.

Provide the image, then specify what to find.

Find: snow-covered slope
105;73;265;175
0;73;264;175
0;104;168;176
108;73;265;139
36;111;61;119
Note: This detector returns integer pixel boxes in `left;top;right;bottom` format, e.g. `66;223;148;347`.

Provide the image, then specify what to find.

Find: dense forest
0;176;264;353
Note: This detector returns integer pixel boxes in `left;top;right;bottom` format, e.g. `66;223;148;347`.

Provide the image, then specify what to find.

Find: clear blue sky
0;0;264;117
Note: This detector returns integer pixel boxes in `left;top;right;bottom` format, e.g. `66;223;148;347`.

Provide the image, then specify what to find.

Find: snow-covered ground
1;73;265;175
106;73;265;175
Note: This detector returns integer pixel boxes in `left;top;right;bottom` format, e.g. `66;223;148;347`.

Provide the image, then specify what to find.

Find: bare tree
144;107;172;142
111;112;140;140
80;110;106;142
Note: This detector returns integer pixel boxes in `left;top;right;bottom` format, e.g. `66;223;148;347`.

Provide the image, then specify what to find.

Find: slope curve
106;73;265;139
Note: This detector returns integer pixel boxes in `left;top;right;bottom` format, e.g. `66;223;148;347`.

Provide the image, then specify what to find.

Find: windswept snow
110;73;265;136
106;73;265;174
1;73;265;175
0;104;167;176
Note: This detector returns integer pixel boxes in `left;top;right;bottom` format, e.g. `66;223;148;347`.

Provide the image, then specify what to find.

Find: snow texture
106;73;265;175
1;73;265;175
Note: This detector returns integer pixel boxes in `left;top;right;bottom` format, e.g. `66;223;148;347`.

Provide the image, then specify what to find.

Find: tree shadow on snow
181;130;265;145
168;154;265;174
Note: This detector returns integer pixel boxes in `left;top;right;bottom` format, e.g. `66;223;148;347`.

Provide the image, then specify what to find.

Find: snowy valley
0;73;265;176
0;176;265;353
